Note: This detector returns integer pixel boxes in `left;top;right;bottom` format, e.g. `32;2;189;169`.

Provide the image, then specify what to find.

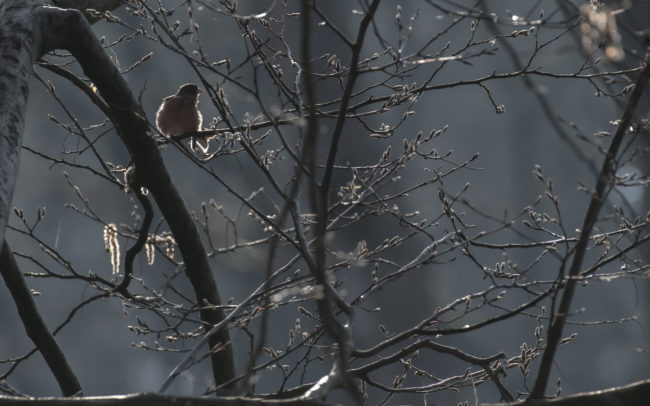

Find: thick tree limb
529;54;650;399
0;393;327;406
38;6;236;392
0;241;82;396
0;0;42;252
484;379;650;406
0;4;81;395
0;0;235;393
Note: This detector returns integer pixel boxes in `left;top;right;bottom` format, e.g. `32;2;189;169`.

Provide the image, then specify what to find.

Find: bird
155;83;209;152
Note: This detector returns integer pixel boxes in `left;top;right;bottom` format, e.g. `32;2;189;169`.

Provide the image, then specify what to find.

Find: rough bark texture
0;2;83;396
0;0;42;250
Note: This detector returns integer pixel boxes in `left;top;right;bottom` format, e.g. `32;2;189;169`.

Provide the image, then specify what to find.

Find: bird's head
176;83;203;99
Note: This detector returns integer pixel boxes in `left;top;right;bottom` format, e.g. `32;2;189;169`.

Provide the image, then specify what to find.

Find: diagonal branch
39;5;236;393
529;54;650;400
0;241;82;396
489;379;650;406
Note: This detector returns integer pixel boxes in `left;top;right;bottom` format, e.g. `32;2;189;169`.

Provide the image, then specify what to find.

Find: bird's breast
155;98;203;136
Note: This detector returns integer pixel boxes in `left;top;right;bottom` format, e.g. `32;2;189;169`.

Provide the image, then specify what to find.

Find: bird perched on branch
156;83;209;152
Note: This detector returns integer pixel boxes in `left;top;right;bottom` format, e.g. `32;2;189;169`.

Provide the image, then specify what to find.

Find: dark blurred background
1;1;648;404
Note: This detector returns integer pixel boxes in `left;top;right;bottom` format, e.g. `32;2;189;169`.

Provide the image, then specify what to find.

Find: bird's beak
198;88;204;93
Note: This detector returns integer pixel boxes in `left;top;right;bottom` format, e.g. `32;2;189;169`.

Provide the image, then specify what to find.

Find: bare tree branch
38;6;237;392
529;54;650;400
0;241;82;396
0;392;328;406
1;1;647;403
488;379;650;406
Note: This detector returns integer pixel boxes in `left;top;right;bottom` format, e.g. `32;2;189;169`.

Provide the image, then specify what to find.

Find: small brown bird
156;83;209;152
